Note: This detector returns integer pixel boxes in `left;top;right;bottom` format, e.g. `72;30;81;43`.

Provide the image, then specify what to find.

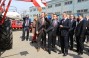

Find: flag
33;0;46;7
41;0;47;6
16;0;47;12
16;0;47;7
16;0;33;2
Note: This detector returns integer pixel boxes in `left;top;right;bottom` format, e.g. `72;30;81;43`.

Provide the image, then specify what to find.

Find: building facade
29;0;89;21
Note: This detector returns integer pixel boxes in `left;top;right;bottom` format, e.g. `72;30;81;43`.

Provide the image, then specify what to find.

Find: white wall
29;0;89;21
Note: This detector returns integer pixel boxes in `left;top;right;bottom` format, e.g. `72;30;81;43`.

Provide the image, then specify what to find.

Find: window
84;9;88;12
65;1;72;5
78;0;81;2
81;10;83;12
33;8;36;11
65;2;67;5
55;3;61;7
64;11;72;14
42;7;45;10
77;10;80;13
48;5;52;8
77;9;88;13
70;1;72;4
78;0;88;2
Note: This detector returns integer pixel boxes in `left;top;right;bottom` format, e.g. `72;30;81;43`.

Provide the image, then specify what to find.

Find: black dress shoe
37;48;40;52
43;48;46;51
78;53;81;55
52;50;57;53
70;48;73;50
52;48;57;53
78;52;83;55
48;50;51;54
22;39;25;41
34;41;37;43
26;38;28;41
58;51;62;54
75;50;78;52
63;53;68;56
88;49;89;52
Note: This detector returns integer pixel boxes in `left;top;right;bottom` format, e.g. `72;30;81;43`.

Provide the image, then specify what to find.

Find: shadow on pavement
69;53;83;58
0;51;29;58
30;42;38;49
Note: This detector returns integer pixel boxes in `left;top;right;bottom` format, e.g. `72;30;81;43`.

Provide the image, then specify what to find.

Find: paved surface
0;31;89;58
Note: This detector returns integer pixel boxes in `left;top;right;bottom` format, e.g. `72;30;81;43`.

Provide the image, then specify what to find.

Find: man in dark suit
46;14;59;54
69;15;76;50
86;15;89;43
22;15;31;41
75;14;87;55
59;13;70;56
36;12;49;51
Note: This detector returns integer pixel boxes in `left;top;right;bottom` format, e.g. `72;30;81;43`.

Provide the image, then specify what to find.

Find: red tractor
0;0;13;54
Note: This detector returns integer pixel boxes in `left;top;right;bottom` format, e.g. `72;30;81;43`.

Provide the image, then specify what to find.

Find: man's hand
36;31;38;34
60;25;63;27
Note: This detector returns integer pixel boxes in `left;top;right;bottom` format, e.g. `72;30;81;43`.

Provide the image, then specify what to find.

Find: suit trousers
60;36;69;54
69;34;74;49
48;32;56;50
22;27;29;40
86;35;89;42
76;36;85;53
37;30;46;48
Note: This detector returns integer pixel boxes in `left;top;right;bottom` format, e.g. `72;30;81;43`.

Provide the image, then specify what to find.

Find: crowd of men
22;12;89;56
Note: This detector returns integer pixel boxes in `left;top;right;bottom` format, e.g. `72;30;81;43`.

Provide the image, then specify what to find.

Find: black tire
0;18;13;51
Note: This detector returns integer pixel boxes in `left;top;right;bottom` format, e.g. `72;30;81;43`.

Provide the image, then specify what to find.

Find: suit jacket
23;17;31;28
60;18;70;36
69;19;76;35
86;19;89;35
32;19;37;35
87;19;89;30
36;17;49;33
46;19;59;36
75;19;87;37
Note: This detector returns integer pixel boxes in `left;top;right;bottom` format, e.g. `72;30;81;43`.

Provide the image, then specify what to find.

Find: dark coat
75;19;87;37
23;17;31;28
69;19;76;35
60;19;70;36
46;19;59;36
36;17;49;33
86;19;89;35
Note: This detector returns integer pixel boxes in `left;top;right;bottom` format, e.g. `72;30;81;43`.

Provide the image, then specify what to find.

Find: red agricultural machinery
0;0;13;53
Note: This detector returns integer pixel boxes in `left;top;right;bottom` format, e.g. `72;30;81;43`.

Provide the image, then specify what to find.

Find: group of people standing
22;12;89;56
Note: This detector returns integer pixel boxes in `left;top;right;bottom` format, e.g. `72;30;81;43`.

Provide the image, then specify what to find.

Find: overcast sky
5;0;51;13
